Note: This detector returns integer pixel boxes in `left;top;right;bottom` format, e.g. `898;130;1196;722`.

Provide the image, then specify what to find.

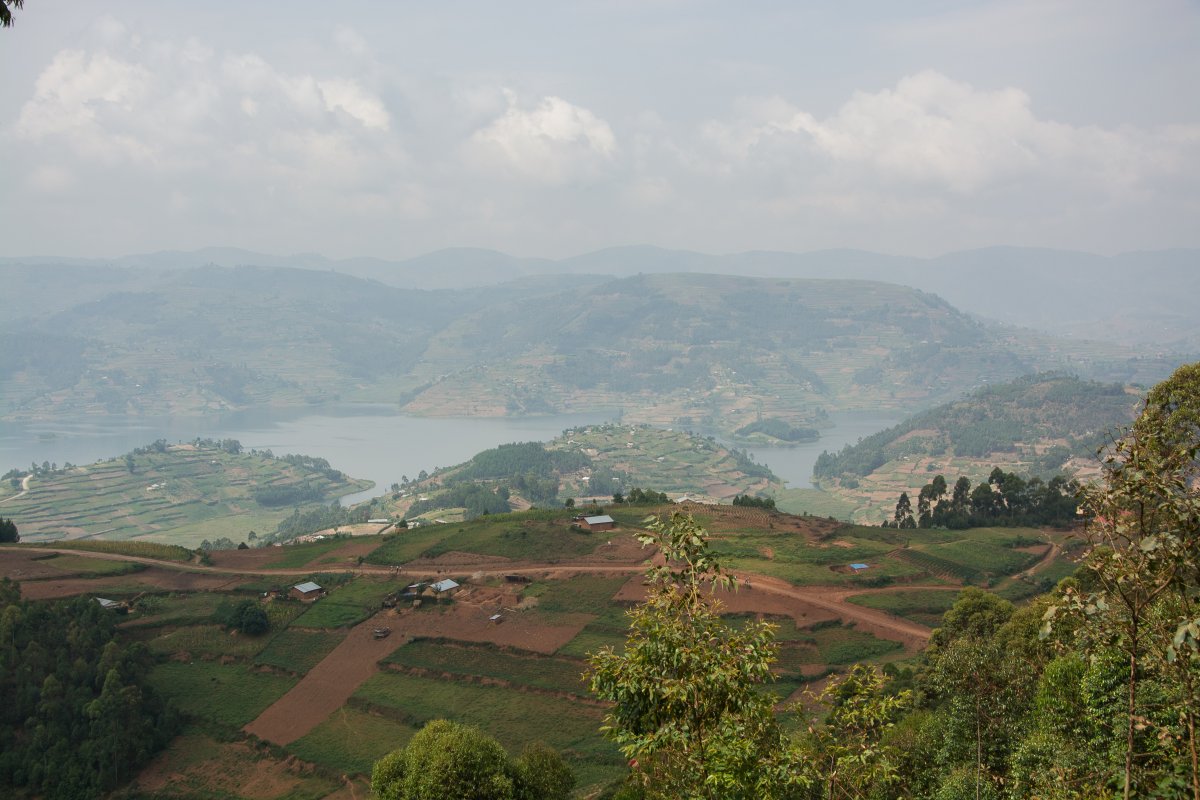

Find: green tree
894;491;915;529
798;664;913;799
1046;362;1200;799
514;742;575;800
587;512;795;799
371;719;526;800
0;518;17;543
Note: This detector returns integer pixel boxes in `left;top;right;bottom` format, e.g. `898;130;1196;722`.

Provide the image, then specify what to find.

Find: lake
0;407;899;503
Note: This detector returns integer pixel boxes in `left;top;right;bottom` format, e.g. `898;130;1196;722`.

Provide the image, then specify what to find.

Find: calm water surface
0;407;899;503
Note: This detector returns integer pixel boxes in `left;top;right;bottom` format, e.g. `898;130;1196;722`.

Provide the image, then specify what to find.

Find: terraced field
2;444;370;547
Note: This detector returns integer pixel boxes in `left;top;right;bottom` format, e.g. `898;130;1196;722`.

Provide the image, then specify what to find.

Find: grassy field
291;576;397;629
148;661;297;729
35;539;195;561
287;706;418;777
353;671;624;790
846;589;962;627
254;629;348;675
385;639;590;696
366;511;608;564
145;624;271;660
3;443;370;547
37;553;146;577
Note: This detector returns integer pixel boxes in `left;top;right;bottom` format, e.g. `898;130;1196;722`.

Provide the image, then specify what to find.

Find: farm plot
286;706;418;777
384;639;590;697
370;513;606;565
846;589;962;628
291;577;397;629
148;661;297;729
254;629;348;675
352;672;624;790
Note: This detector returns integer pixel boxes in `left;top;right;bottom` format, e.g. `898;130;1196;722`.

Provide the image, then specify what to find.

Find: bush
216;598;269;635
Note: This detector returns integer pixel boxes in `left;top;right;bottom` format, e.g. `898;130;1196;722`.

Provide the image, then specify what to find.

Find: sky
1;0;1197;260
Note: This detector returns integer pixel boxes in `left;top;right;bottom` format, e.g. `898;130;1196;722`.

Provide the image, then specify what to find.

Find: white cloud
693;71;1200;197
468;92;618;184
317;78;390;130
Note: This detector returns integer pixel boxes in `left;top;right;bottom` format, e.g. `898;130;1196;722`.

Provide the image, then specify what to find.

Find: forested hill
814;373;1139;483
0;264;1177;440
402;273;1169;433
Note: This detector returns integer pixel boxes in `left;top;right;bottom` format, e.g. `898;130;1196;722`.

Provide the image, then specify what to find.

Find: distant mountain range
3;245;1197;346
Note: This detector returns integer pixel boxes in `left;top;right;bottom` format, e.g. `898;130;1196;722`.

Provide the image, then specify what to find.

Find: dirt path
740;574;935;649
244;612;406;746
2;546;936;646
0;474;32;505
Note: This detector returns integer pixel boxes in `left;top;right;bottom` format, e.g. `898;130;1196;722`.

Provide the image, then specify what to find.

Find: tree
894;491;915;529
587;512;795;799
1046;362;1200;799
0;0;22;28
370;719;572;800
0;518;17;543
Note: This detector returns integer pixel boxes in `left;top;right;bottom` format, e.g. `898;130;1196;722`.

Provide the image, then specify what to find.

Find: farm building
582;514;616;532
290;581;324;601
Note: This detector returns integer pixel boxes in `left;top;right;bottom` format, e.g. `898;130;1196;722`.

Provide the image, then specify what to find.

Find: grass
255;629;347;675
35;539;194;561
127;592;230;626
368;512;606;564
385;639;590;696
846;589;961;628
354;671;623;782
291;576;396;629
148;661;297;729
38;553;146;576
775;487;860;521
287;706;418;777
146;624;271;660
266;537;354;569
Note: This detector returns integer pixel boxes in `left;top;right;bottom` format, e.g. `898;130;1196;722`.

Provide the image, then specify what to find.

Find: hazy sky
1;1;1197;260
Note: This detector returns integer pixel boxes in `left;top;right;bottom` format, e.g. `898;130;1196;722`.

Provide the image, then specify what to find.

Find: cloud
17;36;397;175
467;92;618;184
692;70;1200;198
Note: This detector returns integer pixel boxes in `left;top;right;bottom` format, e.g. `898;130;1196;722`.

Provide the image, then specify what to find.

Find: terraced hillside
809;373;1140;523
384;423;782;522
1;441;370;547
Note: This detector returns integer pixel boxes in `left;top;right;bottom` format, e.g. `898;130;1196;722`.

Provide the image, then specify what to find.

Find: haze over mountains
5;246;1197;347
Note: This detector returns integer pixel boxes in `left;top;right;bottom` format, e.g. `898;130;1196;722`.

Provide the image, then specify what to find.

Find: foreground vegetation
573;363;1200;799
0;579;178;799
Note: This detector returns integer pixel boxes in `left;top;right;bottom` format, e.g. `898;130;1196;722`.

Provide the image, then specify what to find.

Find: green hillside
1;266;1176;443
807;373;1139;524
1;440;371;547
386;423;782;522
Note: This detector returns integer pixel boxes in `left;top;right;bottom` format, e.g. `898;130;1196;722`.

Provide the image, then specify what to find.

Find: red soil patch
16;567;243;599
390;600;586;655
133;733;331;799
245;611;408;746
0;551;73;581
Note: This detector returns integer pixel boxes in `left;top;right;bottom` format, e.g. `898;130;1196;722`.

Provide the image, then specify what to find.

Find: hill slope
809;373;1139;523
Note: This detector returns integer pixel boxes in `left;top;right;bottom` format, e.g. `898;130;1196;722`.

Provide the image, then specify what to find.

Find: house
95;597;120;610
430;578;460;595
581;514;616;532
290;581;324;601
849;563;870;573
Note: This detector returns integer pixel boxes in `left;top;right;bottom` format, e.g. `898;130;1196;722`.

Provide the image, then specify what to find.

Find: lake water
0;407;899;503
